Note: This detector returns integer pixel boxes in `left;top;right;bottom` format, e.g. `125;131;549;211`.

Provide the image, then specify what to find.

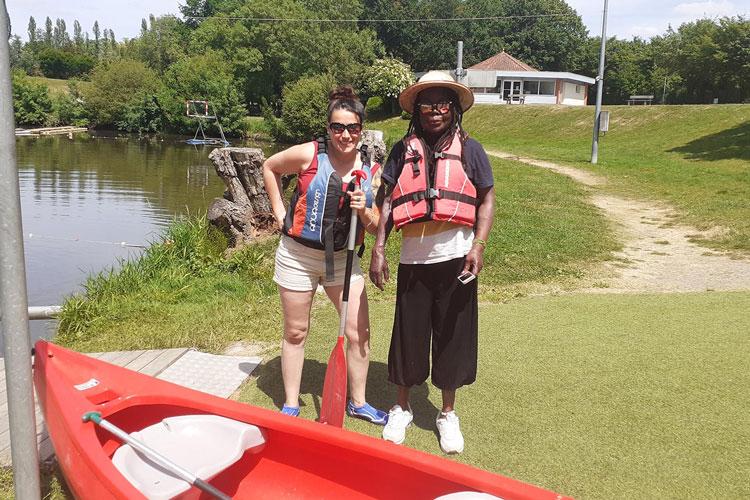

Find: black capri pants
388;256;478;390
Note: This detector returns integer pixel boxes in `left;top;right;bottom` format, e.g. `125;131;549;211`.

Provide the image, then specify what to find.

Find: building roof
469;51;537;71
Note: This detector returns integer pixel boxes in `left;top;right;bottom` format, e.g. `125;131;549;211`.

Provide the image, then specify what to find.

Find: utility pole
456;40;466;84
590;0;609;164
662;75;668;104
0;2;42;498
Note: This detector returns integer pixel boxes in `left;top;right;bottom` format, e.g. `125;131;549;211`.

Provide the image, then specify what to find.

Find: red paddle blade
319;336;347;427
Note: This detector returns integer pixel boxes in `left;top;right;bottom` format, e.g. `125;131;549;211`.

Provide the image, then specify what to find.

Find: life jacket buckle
434;151;445;159
427;188;440;199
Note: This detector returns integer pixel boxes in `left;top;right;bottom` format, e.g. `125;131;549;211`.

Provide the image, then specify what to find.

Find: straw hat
398;71;474;114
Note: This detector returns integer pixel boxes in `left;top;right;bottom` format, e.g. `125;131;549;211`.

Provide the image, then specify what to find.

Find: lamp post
590;0;609;164
0;2;42;498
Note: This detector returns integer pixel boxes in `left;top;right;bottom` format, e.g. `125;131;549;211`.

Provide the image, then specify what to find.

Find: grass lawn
372;104;750;252
238;291;750;499
56;153;615;352
27;76;90;96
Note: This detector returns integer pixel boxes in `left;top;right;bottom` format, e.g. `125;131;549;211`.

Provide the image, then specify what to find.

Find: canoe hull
33;340;570;500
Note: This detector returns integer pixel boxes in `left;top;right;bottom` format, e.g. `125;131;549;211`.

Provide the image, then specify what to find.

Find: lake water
12;132;272;347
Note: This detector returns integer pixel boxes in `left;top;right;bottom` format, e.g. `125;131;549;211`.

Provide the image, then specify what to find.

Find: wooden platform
15;126;88;137
0;348;261;466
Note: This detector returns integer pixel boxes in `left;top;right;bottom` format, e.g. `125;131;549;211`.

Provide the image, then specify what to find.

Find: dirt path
487;150;750;293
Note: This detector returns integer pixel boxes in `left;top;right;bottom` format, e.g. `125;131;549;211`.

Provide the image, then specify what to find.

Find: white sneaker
382;405;413;445
436;411;464;454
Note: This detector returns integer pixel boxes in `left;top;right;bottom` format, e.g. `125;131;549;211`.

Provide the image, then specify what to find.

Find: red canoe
33;340;571;500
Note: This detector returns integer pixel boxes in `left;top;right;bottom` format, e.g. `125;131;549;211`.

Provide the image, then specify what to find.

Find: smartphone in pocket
457;271;476;285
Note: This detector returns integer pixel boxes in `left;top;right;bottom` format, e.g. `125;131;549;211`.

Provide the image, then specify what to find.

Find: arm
368;183;395;291
262;142;315;229
462;185;495;276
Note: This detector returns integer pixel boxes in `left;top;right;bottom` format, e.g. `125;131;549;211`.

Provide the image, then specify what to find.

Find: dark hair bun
329;85;358;102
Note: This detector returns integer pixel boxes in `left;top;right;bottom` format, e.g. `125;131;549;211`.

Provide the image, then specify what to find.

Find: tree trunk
207;147;274;248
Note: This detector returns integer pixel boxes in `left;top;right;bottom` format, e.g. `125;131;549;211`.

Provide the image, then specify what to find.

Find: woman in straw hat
369;71;495;454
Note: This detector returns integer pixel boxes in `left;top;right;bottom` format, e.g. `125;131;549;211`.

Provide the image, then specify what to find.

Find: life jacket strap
438;189;477;206
433;151;462;161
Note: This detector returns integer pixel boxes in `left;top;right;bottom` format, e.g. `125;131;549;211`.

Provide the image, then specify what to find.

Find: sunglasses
329;122;363;135
416;101;453;115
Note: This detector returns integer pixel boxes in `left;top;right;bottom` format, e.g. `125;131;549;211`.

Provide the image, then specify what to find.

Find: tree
276;73;338;142
9;36;23;69
53;18;69;48
44;17;53;45
28;17;37;44
160;52;247;135
93;21;101;58
73;20;84;49
84;59;164;127
361;57;414;113
11;70;53;126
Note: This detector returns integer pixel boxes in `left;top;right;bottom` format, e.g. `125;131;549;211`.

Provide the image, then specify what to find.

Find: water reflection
12;132;273;348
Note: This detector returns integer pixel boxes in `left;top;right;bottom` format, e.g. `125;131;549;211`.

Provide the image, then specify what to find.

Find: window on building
523;81;539;95
539;81;555;95
521;80;555;95
575;85;582;93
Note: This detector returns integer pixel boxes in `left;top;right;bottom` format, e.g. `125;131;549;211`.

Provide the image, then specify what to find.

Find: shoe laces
387;405;412;426
437;411;461;436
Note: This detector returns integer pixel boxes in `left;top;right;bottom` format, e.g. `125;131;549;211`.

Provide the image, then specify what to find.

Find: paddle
82;411;232;500
319;169;368;427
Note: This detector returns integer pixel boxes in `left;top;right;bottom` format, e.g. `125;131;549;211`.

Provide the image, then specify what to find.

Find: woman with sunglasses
369;72;496;453
262;86;387;425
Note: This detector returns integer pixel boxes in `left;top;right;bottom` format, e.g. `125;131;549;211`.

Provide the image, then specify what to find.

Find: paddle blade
319;336;347;427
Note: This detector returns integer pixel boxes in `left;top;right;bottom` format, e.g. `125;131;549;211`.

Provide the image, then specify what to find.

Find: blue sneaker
281;405;300;417
346;401;388;425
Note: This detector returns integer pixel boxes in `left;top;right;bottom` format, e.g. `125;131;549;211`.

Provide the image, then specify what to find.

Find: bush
11;70;52;126
38;48;95;79
277;73;337;143
84;59;164;129
362;58;414;100
51;82;89;127
365;96;384;118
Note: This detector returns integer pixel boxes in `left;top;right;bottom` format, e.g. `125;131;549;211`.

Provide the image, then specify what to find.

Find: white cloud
673;0;740;18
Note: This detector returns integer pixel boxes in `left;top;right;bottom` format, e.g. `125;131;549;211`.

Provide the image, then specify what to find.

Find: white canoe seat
112;414;266;500
435;493;505;500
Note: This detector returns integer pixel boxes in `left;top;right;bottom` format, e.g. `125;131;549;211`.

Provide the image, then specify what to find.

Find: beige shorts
274;235;364;292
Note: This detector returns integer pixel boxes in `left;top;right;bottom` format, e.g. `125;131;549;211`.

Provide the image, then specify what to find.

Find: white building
464;52;595;106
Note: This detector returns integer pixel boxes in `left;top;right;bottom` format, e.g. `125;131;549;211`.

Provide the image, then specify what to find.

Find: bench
627;95;654;105
505;93;525;105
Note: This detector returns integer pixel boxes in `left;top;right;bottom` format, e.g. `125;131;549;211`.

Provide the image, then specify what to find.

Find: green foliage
83;59;163;129
362;57;414;100
50;81;89;127
365;96;385;118
37;48;95;79
363;0;587;71
122;15;189;74
277;73;338;143
11;70;53;126
160;52;247;135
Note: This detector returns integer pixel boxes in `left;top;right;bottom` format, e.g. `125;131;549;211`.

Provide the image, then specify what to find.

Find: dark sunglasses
416;101;453;115
329;122;363;134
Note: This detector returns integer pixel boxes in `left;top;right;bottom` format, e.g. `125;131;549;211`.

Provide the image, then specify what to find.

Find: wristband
472;238;487;247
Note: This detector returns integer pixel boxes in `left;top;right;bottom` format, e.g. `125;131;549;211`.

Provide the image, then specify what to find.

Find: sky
6;0;750;42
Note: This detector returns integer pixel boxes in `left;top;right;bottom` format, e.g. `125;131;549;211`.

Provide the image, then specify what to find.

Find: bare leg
325;278;370;407
396;385;411;410
279;285;316;408
441;389;455;413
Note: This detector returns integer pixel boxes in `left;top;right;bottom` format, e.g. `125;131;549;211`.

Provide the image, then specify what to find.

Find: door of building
502;80;522;101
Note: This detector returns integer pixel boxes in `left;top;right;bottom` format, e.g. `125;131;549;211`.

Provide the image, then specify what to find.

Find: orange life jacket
391;132;477;230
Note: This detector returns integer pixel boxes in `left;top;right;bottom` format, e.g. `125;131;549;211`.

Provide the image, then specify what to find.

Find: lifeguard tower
185;100;229;146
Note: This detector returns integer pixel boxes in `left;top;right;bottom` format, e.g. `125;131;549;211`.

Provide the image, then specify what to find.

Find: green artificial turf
239;291;750;499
